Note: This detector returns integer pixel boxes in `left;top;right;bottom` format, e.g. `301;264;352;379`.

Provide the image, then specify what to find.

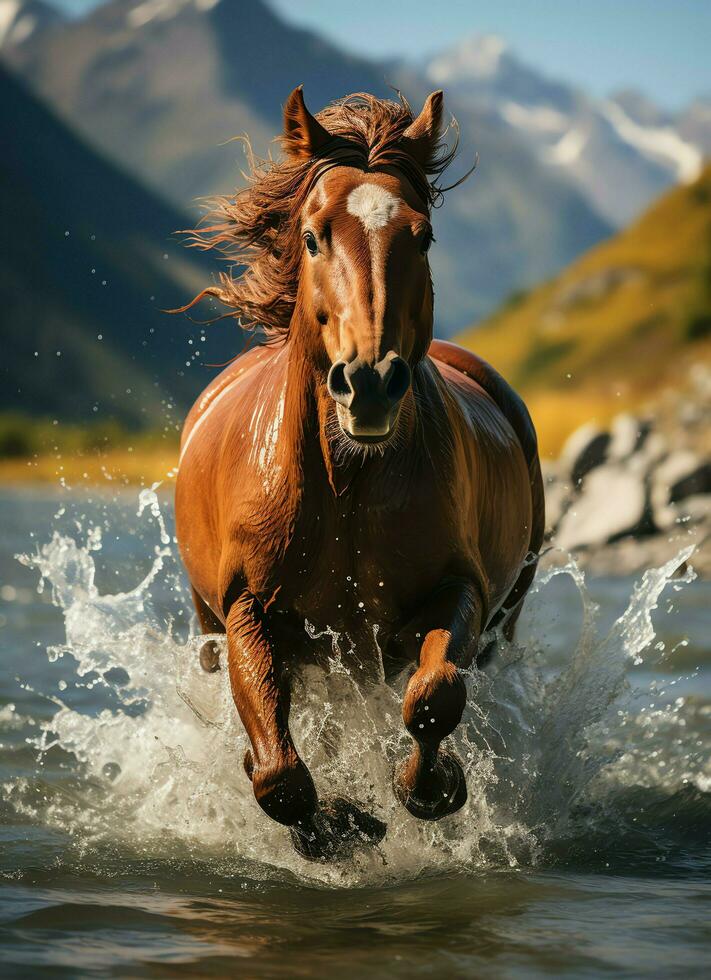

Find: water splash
3;494;709;886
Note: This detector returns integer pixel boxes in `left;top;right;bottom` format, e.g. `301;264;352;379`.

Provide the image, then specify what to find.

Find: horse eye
303;231;319;256
420;230;434;255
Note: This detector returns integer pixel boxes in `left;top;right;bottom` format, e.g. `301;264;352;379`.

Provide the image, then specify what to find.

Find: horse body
177;341;535;653
174;87;543;855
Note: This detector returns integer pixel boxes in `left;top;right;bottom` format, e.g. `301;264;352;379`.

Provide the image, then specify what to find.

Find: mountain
2;0;611;333
455;163;711;455
426;35;709;228
675;98;711;157
0;0;63;48
0;64;228;427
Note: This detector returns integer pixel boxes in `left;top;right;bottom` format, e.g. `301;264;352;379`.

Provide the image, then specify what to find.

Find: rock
653;494;711;532
652;452;711;529
689;362;711;400
678;401;704;427
627;431;668;476
607;413;652;462
670;461;711;502
559;422;611;487
555;463;648;550
548;524;711;578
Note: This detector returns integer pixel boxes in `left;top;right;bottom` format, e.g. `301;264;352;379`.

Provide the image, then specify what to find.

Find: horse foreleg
227;593;386;859
225;593;318;828
394;579;482;821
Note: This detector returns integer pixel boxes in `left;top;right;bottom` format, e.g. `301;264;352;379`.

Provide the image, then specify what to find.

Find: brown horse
175;87;544;858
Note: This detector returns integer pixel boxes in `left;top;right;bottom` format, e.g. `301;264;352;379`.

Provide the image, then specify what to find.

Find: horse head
283;87;445;446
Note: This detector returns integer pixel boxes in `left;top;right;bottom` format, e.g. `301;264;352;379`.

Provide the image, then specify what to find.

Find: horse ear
282;85;333;159
401;90;444;167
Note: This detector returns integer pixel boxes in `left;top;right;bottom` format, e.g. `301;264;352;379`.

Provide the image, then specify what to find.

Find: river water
0;486;709;978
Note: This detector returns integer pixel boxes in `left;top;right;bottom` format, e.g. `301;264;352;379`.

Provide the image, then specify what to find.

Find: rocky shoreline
543;364;711;577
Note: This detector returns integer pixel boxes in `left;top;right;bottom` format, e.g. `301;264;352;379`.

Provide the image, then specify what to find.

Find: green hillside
455;164;711;455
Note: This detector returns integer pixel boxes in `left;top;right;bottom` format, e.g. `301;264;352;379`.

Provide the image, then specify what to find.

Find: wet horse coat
175;88;544;855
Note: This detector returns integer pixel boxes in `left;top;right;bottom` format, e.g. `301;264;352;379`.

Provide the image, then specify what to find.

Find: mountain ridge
2;0;612;332
425;33;710;227
0;0;63;48
0;63;229;427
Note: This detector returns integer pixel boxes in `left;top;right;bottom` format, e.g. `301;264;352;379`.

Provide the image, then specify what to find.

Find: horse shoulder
179;343;276;455
428;339;543;539
429;339;539;467
176;343;290;618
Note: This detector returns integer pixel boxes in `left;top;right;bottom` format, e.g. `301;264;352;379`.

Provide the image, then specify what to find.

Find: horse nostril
385;356;411;406
327;360;352;406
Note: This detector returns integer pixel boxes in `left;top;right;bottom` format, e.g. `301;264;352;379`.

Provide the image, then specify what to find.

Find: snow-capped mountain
0;0;62;48
2;0;610;333
426;35;709;226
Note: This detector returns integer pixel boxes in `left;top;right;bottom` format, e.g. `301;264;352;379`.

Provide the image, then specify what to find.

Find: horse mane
180;92;466;338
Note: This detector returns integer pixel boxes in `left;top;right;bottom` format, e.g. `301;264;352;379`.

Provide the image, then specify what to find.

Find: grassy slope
455;164;711;457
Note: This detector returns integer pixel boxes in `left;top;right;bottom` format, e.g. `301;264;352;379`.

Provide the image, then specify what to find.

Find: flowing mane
181;93;465;338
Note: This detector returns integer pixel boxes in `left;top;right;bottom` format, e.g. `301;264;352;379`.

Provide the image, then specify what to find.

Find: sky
54;0;711;111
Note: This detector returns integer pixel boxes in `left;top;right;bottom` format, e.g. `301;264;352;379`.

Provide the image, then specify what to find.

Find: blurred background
1;0;710;566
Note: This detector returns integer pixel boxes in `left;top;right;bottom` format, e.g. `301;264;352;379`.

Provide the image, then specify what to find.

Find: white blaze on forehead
346;184;399;232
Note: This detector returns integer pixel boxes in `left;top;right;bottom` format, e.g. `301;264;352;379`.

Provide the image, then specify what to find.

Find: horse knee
403;661;467;745
199;639;221;673
251;751;318;826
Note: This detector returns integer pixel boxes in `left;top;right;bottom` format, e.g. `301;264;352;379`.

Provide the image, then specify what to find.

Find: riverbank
2;365;708;578
0;413;179;487
0;447;178;487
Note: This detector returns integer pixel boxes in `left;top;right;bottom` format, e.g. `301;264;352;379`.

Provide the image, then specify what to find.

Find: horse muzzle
327;352;411;444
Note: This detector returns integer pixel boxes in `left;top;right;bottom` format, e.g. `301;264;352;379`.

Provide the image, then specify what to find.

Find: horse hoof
290;797;386;861
394;750;468;821
199;639;221;673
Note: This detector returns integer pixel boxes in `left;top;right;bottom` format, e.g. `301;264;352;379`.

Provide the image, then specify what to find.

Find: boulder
559;422;610;487
678;401;704;427
651;451;711;529
670;460;711;502
689;362;711;399
653;494;711;533
627;431;668;476
555;463;647;551
606;413;652;462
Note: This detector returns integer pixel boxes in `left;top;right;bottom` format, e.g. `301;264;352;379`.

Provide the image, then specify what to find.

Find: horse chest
283;474;455;633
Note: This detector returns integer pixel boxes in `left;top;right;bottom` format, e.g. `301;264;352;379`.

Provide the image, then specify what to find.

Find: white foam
5;494;703;887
